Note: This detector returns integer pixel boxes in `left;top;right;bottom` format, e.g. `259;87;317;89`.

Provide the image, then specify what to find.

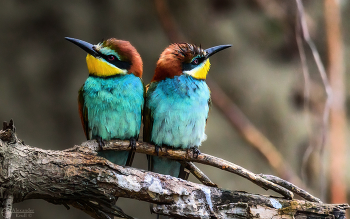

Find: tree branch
258;174;322;203
95;140;294;199
0;127;347;218
181;161;218;188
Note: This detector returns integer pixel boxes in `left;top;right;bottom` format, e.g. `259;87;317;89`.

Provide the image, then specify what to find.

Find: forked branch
0;125;347;219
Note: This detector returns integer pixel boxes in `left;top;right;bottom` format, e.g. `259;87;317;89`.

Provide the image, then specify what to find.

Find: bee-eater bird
144;43;231;181
65;37;144;166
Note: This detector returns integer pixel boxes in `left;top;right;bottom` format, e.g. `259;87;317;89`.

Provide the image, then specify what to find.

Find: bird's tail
98;150;132;166
148;155;189;219
148;156;182;177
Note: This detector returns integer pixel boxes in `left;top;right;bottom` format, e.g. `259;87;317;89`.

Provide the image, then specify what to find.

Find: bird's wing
143;83;155;171
143;83;153;143
180;85;211;180
143;82;189;180
78;86;89;140
125;79;146;167
206;87;212;125
141;78;147;116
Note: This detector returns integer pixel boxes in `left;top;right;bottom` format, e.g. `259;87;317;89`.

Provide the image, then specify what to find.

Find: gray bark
0;127;348;219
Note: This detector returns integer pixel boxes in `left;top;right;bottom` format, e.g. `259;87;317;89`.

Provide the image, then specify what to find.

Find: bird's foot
155;145;162;156
191;146;201;158
128;138;137;151
97;137;105;150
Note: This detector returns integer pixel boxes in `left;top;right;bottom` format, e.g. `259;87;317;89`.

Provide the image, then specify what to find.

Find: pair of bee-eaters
65;37;230;182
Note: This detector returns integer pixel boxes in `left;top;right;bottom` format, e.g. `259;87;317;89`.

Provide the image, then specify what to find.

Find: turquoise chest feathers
82;74;144;140
146;75;210;149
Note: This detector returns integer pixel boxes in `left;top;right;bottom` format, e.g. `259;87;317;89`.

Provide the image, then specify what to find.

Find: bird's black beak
65;37;99;57
205;44;231;58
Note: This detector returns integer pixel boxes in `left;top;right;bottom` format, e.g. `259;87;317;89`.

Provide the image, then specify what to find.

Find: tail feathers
125;151;135;167
98;150;132;166
148;156;182;177
148;156;189;179
148;156;188;219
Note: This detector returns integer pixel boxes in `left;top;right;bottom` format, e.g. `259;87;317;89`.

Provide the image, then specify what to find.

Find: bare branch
0;128;347;219
181;161;218;188
295;0;332;150
259;174;322;203
96;140;294;199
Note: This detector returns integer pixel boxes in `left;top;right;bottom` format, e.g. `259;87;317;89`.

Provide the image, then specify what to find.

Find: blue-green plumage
147;75;209;148
81;74;144;165
66;37;144;169
145;74;210;177
145;42;230;219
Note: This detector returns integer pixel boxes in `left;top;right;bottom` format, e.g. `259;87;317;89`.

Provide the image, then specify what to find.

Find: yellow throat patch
86;54;127;77
184;59;211;80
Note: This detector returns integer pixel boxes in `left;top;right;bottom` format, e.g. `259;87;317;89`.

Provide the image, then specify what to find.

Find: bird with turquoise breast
144;43;231;182
65;37;144;166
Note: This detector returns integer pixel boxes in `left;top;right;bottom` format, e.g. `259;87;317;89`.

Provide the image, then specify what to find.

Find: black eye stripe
191;57;205;65
183;57;206;72
95;50;131;70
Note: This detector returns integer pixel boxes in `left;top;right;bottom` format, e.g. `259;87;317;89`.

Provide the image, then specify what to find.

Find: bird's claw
191;147;200;158
128;138;137;151
155;145;162;156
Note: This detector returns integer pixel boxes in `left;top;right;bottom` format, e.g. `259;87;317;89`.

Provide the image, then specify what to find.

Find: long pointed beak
65;37;99;57
205;44;231;58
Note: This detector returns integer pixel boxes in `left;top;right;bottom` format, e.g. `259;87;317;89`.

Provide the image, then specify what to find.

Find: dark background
0;0;349;218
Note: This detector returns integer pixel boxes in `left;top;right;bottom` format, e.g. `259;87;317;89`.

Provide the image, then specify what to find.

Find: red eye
108;55;115;61
192;58;199;65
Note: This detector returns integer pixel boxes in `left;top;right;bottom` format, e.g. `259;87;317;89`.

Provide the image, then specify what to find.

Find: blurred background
0;0;349;218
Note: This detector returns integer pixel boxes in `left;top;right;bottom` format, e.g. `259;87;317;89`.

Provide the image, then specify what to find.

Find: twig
295;9;314;185
295;0;332;151
153;0;304;187
295;0;333;202
181;161;218;187
259;174;322;203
